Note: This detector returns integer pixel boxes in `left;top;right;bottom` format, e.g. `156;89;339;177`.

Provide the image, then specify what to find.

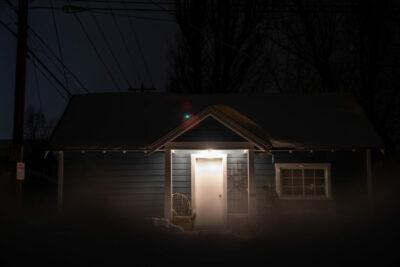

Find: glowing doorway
191;153;227;228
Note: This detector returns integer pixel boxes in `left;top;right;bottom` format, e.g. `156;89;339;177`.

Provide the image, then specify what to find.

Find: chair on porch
172;193;195;231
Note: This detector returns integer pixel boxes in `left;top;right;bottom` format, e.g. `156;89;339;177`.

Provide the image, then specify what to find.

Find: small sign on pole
16;162;25;181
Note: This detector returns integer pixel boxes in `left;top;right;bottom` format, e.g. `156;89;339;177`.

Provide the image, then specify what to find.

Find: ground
1;156;400;266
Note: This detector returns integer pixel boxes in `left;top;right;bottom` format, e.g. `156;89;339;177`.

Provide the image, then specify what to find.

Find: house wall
63;151;165;218
62;149;367;222
172;150;248;214
254;150;367;221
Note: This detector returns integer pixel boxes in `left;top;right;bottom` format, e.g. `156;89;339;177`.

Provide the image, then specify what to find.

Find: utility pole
12;0;29;187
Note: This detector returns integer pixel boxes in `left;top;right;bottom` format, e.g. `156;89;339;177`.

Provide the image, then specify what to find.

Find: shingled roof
50;92;383;151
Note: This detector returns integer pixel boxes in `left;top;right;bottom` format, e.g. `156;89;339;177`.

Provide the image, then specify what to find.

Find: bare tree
168;0;400;151
168;0;272;93
24;106;49;142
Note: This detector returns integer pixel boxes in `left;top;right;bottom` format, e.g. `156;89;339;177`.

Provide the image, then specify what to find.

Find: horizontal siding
63;149;367;221
64;151;165;217
255;152;275;214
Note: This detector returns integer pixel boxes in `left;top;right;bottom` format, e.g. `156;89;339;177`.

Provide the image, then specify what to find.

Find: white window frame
275;163;332;200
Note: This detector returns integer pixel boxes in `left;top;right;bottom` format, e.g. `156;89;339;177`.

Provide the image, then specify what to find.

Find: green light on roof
183;113;192;120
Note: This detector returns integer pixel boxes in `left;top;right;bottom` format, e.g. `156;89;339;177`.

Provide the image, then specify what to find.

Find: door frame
191;152;227;227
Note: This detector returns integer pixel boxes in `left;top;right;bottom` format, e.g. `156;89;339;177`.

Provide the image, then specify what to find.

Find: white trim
275;163;332;200
191;153;228;227
247;148;256;219
166;142;254;150
148;106;271;153
164;149;172;221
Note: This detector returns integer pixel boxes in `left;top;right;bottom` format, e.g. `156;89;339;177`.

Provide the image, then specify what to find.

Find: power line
52;0;174;4
34;61;69;101
0;18;72;98
29;39;68;85
5;0;90;94
28;28;90;93
28;36;68;102
30;53;44;109
32;6;176;12
87;1;133;89
66;0;121;91
89;10;175;22
105;0;141;86
49;0;70;93
124;0;154;86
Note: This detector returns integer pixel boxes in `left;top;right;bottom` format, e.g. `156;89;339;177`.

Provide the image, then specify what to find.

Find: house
50;93;382;229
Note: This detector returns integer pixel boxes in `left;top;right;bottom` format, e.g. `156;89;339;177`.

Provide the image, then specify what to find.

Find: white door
192;155;227;228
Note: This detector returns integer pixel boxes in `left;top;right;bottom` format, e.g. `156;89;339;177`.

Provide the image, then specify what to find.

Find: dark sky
0;0;176;139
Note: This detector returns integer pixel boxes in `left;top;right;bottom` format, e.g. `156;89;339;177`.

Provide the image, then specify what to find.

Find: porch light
196;149;222;158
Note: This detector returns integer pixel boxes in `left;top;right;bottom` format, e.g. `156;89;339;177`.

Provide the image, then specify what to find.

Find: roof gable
174;117;246;142
147;105;272;153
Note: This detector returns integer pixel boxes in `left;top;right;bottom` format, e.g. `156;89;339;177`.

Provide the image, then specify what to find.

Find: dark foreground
1;209;399;266
1;157;400;266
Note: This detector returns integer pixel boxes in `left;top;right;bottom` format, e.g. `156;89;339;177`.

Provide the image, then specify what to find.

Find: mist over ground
1;156;399;266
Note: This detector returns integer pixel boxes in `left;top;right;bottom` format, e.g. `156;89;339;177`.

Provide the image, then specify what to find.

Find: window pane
281;169;292;178
315;169;325;177
304;178;314;195
315;177;325;186
282;177;292;186
316;186;325;195
293;178;303;186
304;169;314;178
292;169;302;177
278;166;328;197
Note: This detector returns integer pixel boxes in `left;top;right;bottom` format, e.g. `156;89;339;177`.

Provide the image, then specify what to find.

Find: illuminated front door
191;154;227;228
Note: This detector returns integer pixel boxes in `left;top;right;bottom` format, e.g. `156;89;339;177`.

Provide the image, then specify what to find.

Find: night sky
0;0;176;139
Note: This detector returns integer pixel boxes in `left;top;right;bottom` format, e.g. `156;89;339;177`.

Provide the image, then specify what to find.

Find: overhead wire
123;0;154;86
89;10;175;22
5;0;90;94
86;1;133;89
105;0;141;86
35;63;69;101
28;38;72;98
28;28;90;93
0;19;72;99
49;0;71;93
29;36;69;102
30;49;44;110
52;0;174;4
66;0;121;91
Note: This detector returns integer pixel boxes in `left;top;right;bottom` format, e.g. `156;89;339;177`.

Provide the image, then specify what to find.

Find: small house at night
50;93;382;229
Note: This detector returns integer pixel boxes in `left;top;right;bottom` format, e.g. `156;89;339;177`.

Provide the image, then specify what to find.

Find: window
275;163;331;199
